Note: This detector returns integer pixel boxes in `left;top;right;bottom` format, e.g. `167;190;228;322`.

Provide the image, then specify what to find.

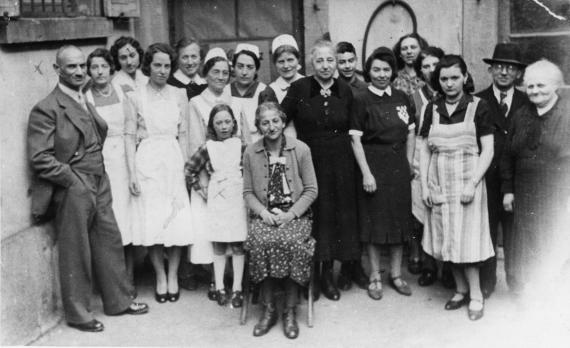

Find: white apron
228;82;266;143
206;138;247;242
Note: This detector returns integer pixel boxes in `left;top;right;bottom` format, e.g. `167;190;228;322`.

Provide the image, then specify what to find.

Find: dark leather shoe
253;303;278;337
207;282;217;301
231;291;244;308
155;292;167;303
444;292;469;310
68;319;104;332
216;289;228;306
116;302;149;315
352;264;369;290
337;271;352;291
468;299;484;321
321;271;340;301
179;276;199;291
283;307;299;339
418;270;437;287
167;291;180;302
407;259;422;275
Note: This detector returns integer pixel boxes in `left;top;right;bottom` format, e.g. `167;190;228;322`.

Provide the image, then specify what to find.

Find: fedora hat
483;43;526;67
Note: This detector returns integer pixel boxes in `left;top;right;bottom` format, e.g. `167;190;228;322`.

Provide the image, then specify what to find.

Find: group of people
27;30;569;339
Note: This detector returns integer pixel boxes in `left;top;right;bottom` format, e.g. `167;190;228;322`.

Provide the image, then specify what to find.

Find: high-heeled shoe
167;291;180;302
253;303;278;337
155;291;167;303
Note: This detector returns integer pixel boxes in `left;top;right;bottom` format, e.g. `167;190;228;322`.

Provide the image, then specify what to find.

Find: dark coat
27;85;108;222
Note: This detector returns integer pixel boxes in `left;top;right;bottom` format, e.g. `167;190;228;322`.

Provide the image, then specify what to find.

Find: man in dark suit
476;43;529;297
27;45;148;332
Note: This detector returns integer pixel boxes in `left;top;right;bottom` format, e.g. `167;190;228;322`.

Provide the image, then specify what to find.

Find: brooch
320;88;331;98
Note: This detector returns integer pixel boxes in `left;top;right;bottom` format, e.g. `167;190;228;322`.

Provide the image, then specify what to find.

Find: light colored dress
187;88;244;263
422;98;494;263
127;84;193;247
205;138;247;242
112;69;148;94
85;86;133;245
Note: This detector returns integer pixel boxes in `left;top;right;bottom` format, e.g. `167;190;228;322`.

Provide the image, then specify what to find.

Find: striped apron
422;98;494;263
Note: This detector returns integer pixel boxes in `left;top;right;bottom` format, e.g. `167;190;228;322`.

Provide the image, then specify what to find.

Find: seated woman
243;102;318;339
419;55;495;321
185;104;248;308
501;59;570;292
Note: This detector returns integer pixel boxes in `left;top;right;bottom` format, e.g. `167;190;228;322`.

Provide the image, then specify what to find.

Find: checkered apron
422;98;495;263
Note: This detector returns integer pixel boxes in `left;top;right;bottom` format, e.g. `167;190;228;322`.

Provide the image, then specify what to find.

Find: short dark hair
109;36;144;71
202;56;230;77
272;45;300;64
336;41;356;55
232;50;261;71
207;103;238;140
86;48;115;76
141;43;177;77
414;46;445;80
431;54;475;95
175;37;203;60
392;33;429;70
363;47;397;83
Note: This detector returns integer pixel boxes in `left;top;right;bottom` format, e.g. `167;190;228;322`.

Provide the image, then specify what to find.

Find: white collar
537;94;558;116
201;86;231;105
58;83;84;104
173;69;205;85
368;85;392;97
273;74;303;91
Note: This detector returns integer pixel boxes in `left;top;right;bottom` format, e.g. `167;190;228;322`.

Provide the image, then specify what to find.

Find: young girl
185;104;248;307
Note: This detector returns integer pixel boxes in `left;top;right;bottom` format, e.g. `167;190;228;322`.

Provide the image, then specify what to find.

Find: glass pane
511;35;570;79
238;0;292;37
511;0;570;33
179;0;237;40
363;4;414;61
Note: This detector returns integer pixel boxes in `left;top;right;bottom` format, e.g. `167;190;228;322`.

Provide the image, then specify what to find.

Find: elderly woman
351;47;415;300
282;40;361;301
125;43;193;303
244;102;317;339
168;37;207;100
501;59;570;291
110;36;148;93
84;48;136;290
227;43;266;142
419;55;495;320
392;33;429;95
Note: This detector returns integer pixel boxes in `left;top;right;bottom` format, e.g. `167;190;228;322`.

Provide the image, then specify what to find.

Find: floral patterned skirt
245;216;315;286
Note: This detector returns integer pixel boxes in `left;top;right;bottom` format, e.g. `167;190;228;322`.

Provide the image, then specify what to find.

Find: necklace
93;85;112;98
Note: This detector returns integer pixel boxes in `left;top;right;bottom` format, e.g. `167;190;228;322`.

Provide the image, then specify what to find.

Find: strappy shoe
389;276;412;296
216;289;228;306
468;298;484;321
231;291;244;308
367;279;383;300
445;292;469;310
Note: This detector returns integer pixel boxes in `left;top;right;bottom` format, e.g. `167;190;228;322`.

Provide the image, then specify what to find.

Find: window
20;0;103;17
501;0;570;81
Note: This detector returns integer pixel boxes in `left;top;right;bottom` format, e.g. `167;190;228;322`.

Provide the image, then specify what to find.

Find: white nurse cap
271;34;298;54
204;47;227;63
235;43;260;59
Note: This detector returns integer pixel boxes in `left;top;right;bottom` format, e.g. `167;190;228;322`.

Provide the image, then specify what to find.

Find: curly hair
141;43;177;77
392;33;429;70
109;36;144;71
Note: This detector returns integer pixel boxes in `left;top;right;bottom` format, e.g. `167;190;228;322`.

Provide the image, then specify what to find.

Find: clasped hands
422;180;477;207
260;208;295;227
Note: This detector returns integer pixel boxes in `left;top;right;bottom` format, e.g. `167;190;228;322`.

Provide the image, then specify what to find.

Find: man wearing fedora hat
476;42;529;298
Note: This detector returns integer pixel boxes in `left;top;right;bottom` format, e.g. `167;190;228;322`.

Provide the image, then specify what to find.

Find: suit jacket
27;85;108;222
475;85;529;179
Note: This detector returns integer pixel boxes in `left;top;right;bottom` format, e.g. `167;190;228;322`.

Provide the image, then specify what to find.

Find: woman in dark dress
501;59;570;291
281;40;361;301
167;37;207;100
351;47;415;300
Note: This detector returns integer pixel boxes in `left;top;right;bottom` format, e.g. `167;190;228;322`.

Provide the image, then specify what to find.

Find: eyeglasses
492;63;519;73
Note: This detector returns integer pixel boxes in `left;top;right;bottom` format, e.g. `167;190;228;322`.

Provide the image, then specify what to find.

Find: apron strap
465;96;480;124
432;104;440;126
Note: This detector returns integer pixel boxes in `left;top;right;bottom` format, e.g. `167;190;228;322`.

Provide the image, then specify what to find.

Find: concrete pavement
32;258;570;347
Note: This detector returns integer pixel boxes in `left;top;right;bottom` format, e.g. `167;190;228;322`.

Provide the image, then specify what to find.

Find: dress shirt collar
173;69;206;85
492;84;514;110
368;85;392;97
58;83;86;107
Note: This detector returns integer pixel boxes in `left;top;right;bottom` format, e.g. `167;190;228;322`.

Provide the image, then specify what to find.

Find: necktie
499;92;508;117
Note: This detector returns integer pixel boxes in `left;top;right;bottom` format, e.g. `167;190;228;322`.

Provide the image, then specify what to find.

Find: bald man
27;45;148;332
